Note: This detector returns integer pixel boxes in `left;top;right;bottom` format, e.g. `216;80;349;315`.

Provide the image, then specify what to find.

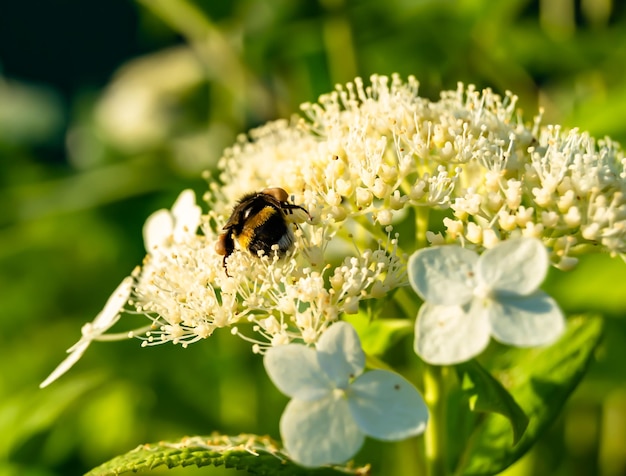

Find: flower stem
415;207;429;248
423;364;448;476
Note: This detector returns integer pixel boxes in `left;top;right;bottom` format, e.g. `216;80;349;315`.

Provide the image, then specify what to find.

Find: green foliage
457;362;529;446
456;316;604;476
344;313;414;358
86;434;366;476
0;377;103;459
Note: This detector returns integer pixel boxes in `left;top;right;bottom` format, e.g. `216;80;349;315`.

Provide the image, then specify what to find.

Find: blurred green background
1;0;626;475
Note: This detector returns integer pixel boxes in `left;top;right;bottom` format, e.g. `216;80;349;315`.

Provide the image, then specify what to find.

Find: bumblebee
215;187;310;273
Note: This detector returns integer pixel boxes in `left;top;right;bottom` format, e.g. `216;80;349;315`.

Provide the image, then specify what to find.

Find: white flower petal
316;322;365;388
171;189;202;242
477;238;548;296
414;301;491;365
264;344;333;400
40;276;133;388
280;395;364;467
348;370;428;440
408;246;477;306
39;340;90;388
92;276;133;330
489;292;566;347
143;209;174;252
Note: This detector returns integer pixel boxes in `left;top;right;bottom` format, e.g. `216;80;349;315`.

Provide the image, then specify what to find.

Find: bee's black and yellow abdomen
237;205;292;256
216;188;309;273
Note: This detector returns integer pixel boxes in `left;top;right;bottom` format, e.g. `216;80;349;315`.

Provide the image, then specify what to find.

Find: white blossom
264;322;428;467
45;75;626;383
408;238;565;365
40;277;133;388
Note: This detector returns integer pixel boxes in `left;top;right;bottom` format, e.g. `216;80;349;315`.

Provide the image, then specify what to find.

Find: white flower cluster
446;125;626;269
218;75;626;269
42;74;625;388
135;203;405;351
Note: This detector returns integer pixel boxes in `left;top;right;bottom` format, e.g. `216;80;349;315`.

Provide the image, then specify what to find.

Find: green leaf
456;315;603;476
343;313;413;356
458;360;529;445
86;434;368;476
0;375;103;456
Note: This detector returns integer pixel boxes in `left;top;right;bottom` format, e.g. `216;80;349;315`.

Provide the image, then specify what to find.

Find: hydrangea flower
408;238;565;365
142;188;202;255
40;190;203;387
263;321;428;467
43;75;624;385
133;189;226;346
40;276;133;388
